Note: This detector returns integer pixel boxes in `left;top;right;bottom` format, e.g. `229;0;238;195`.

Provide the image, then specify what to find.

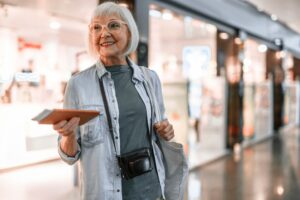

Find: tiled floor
0;161;79;200
1;127;300;200
189;126;300;200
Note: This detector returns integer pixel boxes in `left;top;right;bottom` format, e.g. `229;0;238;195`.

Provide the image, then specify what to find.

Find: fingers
53;120;68;131
160;128;174;141
154;120;174;141
154;120;169;132
53;117;80;137
163;128;175;141
63;117;80;131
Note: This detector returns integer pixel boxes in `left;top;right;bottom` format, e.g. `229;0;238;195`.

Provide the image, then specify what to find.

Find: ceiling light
271;14;278;21
149;9;161;18
49;21;61;30
258;44;267;53
234;37;242;45
276;186;284;195
162;11;173;20
257;7;263;12
219;32;229;40
274;38;282;46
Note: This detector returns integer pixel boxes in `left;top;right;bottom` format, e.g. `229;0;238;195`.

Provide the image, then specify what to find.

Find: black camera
117;147;153;180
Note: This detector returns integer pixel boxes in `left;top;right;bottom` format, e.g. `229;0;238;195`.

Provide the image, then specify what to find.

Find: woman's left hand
154;119;174;141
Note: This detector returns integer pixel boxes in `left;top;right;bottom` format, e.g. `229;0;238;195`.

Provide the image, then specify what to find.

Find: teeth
101;42;114;46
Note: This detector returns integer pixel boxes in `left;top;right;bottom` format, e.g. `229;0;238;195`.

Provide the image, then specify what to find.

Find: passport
32;108;100;126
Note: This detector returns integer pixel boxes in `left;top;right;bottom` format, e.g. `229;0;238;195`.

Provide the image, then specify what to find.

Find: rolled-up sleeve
57;77;81;165
58;140;81;165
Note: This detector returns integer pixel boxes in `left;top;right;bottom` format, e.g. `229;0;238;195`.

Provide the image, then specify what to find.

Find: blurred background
1;0;300;199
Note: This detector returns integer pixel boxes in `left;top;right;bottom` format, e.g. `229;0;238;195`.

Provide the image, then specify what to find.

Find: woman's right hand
53;117;80;137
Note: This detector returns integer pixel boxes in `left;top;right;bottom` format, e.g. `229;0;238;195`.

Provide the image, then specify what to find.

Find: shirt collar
95;57;145;83
95;59;108;79
126;57;145;83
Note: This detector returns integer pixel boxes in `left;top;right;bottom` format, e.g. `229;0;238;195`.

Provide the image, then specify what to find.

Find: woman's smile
100;41;115;47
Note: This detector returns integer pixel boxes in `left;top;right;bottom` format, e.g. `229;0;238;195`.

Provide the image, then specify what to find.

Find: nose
100;26;111;38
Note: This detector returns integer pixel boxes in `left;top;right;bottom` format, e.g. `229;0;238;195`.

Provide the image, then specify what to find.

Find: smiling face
90;14;130;66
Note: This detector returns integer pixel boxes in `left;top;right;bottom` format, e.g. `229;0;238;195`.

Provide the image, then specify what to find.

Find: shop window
149;5;227;168
0;5;94;170
242;39;272;140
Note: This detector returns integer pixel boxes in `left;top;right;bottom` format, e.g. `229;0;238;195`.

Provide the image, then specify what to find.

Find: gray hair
88;2;139;58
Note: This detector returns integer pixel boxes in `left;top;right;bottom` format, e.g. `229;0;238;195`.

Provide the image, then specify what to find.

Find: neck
100;56;127;66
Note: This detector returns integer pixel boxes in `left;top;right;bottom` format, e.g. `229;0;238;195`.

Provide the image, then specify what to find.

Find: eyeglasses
89;20;127;34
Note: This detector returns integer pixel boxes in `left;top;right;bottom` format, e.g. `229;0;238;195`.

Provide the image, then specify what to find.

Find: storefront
135;0;296;168
267;48;285;131
146;2;228;169
0;4;96;170
294;57;300;125
242;39;273;142
283;52;298;127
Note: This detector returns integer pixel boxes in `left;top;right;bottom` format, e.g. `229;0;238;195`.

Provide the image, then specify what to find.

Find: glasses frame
89;20;127;34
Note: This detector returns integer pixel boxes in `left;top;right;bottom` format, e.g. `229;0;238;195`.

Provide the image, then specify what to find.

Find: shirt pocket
79;104;106;147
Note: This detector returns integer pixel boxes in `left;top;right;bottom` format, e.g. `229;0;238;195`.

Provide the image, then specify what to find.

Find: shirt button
115;136;119;139
112;99;115;103
113;117;117;120
116;174;119;177
117;189;120;192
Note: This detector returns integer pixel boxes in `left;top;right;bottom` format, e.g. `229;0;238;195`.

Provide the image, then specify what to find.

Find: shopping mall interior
1;0;300;199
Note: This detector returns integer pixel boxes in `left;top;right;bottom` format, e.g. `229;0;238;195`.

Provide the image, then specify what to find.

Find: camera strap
99;77;118;154
99;67;157;180
98;76;154;156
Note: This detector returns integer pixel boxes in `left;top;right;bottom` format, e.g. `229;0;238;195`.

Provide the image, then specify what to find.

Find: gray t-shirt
105;65;162;200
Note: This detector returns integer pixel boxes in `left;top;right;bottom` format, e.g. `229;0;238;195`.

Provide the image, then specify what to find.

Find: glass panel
283;52;296;125
0;5;95;169
243;39;272;140
149;5;227;169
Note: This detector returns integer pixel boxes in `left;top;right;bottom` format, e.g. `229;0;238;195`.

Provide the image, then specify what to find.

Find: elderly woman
53;2;175;200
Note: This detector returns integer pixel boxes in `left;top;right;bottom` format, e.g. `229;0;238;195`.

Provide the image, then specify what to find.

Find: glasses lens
108;21;121;31
91;24;102;32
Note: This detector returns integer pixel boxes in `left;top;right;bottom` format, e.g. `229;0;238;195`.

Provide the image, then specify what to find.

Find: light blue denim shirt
58;59;166;200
